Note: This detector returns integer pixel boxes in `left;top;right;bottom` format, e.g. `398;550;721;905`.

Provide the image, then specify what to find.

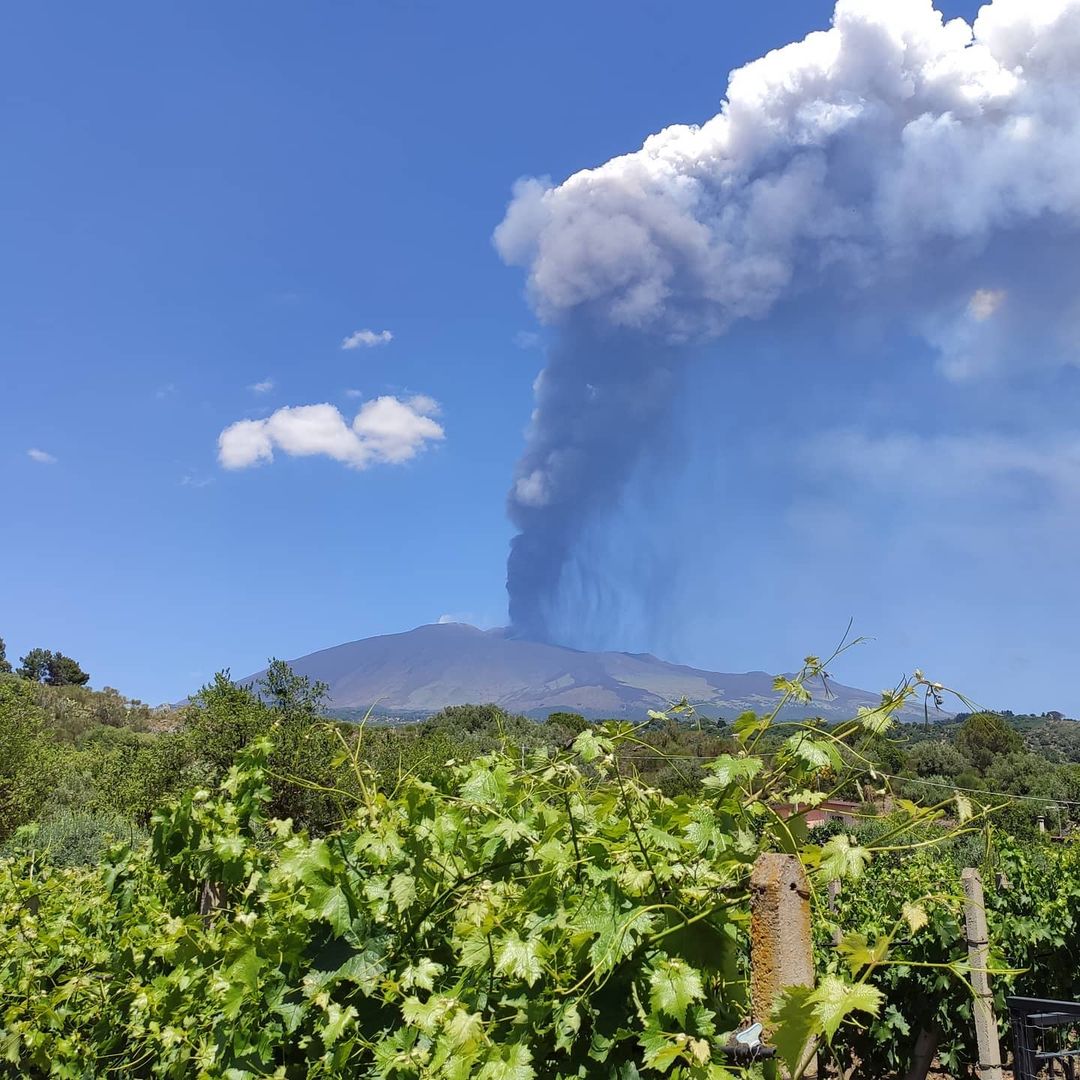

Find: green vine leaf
771;985;817;1078
819;834;871;881
702;755;763;790
809;975;883;1042
477;1042;535;1080
494;931;544;987
311;883;352;936
648;958;705;1026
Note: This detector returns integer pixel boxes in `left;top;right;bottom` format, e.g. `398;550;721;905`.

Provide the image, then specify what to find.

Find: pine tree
15;648;90;686
45;652;90;687
16;648;52;683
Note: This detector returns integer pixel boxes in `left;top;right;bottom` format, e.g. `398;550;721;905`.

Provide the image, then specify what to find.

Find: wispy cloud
343;388;364;399
342;328;393;350
968;289;1006;322
155;383;177;400
27;448;57;465
180;473;213;489
248;379;275;394
806;428;1080;507
514;330;542;349
218;395;444;471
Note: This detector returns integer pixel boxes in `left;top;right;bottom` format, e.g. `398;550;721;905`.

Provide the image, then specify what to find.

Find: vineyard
2;658;1080;1079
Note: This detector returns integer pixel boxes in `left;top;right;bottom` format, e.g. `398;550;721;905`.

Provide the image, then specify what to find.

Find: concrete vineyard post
961;868;1004;1080
751;853;817;1079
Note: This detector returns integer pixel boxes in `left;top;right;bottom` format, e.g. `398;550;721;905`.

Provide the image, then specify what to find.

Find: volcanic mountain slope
242;622;927;721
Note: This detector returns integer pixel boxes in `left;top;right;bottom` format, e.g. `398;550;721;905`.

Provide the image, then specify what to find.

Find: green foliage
15;647;90;687
615;715;735;798
261;658;330;715
954;711;1023;774
16;679;162;742
0;652;913;1078
16;647;51;683
906;740;967;780
545;711;589;734
0;637;10;675
1018;714;1080;763
5;810;147;867
185;665;360;832
814;829;1080;1078
0;679;61;840
45;651;91;687
9;640;1080;1078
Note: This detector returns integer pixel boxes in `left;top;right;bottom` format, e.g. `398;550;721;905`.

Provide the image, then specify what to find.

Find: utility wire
496;744;1080;810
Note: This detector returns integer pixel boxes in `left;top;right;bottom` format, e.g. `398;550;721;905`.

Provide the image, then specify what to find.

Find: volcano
241;622;928;722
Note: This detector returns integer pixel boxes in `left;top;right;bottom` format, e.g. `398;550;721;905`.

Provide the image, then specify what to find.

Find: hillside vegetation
0;651;960;1078
3;658;1079;861
5;651;1080;1076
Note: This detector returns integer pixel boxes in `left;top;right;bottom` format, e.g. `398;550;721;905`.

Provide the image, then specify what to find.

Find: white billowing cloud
494;0;1080;343
352;395;444;463
249;378;275;394
218;419;275;469
342;329;393;350
27;448;57;464
218;396;444;471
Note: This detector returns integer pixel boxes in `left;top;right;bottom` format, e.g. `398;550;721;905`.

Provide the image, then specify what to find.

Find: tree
258;658;328;715
45;652;90;687
0;637;10;675
986;750;1068;801
17;648;52;683
954;711;1023;773
545;711;589;734
186;665;353;833
17;649;90;686
0;679;60;838
906;740;967;780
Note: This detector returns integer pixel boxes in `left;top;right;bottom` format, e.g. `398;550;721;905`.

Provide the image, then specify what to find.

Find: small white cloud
249;379;275;394
155;383;177;399
342;328;393;350
180;473;213;489
343;388;364;399
218;419;274;469
514;330;542;349
405;393;441;417
514;468;550;507
218;395;444;471
27;448;57;465
968;289;1006;321
352;395;444;463
437;611;496;628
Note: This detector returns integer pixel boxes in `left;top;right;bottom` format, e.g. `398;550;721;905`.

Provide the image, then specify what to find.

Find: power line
873;771;1080;810
497;744;1080;810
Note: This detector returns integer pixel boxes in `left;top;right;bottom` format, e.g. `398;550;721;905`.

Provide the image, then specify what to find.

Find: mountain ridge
241;622;930;722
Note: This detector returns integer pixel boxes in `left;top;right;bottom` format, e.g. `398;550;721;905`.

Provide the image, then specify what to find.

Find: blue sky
11;0;1080;716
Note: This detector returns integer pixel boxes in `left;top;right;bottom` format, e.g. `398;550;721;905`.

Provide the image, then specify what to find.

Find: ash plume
495;0;1080;644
